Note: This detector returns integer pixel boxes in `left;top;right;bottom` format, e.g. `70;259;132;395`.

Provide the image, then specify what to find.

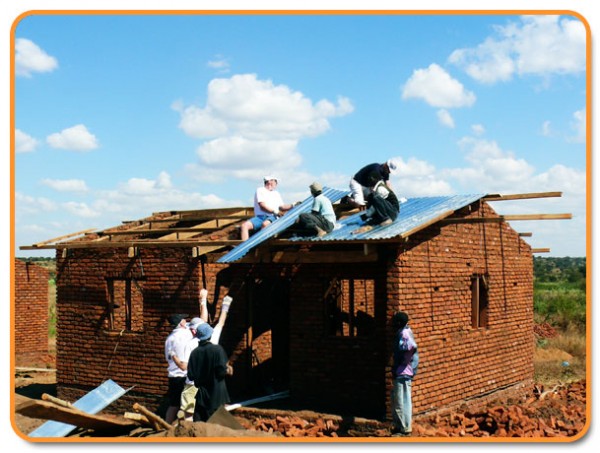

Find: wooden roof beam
483;191;562;201
532;248;551;253
19;239;242;251
29;228;97;247
105;226;223;236
440;213;572;224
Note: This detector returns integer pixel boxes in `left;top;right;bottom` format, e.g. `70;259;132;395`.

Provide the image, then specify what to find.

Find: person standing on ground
164;313;192;423
348;159;398;208
187;322;234;422
240;176;295;241
391;311;419;436
294;181;337;237
173;291;234;421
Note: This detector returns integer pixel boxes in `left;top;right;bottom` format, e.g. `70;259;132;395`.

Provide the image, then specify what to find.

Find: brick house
14;259;49;365
19;191;567;420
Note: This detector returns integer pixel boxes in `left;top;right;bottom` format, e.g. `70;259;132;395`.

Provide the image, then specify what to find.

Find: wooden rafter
20;239;242;251
532;248;551;253
483;191;562;201
440;213;572;224
31;229;97;247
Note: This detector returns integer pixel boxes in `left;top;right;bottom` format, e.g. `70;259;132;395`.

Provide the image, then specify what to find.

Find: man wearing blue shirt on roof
294;181;337;237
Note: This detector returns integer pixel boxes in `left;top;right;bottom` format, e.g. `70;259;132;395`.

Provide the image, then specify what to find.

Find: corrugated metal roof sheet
296;194;486;242
217;187;350;263
218;192;484;263
28;379;130;438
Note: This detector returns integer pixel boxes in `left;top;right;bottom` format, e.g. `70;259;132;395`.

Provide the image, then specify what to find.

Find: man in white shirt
240;175;294;241
164;313;192;423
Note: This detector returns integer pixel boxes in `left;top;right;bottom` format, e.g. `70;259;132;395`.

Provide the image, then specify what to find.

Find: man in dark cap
391;311;419;436
294;181;337;237
164;313;191;423
187;323;234;422
348;159;398;208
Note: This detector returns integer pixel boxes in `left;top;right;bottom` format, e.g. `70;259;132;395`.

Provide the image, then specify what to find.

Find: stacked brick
53;199;535;421
386;202;534;416
14;259;49;359
412;379;586;437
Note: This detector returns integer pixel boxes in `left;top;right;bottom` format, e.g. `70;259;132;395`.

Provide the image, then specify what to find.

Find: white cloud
452;136;536;188
15;38;58;77
63;201;100;218
99;172;239;214
15;129;39;153
569;108;586;143
471;124;485;136
437;109;455;128
401;63;476;108
388;156;453;196
41;178;89;193
46;124;99;151
196;136;302;169
15;192;58;214
449;15;586;84
175;73;353;175
541;120;553;137
207;55;231;73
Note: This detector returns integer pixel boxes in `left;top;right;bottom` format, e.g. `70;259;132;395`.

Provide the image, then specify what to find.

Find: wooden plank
106;226;222;235
133;403;171;430
151;206;253;217
519;232;533;237
31;228;97;247
15;398;138;431
440;213;572;224
20;239;243;251
193;245;228;256
158;216;242;241
483;191;562;201
532;248;551;253
502;213;572;220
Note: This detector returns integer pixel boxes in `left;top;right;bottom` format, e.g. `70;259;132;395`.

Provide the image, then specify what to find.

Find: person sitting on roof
347;159;398;208
293;182;337;237
353;171;400;234
240;175;295;241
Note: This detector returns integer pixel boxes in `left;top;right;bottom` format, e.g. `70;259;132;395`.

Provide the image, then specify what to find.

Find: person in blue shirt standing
391;311;419;436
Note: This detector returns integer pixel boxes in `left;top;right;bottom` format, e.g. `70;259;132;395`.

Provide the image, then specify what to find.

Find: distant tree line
533;257;586;330
534;256;586;287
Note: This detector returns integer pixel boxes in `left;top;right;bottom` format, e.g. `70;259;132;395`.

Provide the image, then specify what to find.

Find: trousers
391;377;413;433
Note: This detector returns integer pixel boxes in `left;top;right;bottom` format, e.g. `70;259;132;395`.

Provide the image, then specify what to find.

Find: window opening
471;274;489;329
106;278;144;332
325;277;375;337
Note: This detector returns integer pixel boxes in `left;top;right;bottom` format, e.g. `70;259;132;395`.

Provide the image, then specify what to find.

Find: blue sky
13;12;588;257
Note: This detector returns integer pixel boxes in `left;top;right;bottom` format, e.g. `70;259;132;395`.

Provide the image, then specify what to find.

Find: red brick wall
287;262;389;419
55;247;205;410
385;201;534;416
53;200;533;419
14;259;49;357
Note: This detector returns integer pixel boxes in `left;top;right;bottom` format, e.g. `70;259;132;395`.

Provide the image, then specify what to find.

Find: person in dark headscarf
186;323;233;422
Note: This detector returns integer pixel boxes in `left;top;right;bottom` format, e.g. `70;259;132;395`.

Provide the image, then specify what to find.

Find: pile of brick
413;380;586;437
251;415;340;437
239;380;586;438
534;322;559;339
